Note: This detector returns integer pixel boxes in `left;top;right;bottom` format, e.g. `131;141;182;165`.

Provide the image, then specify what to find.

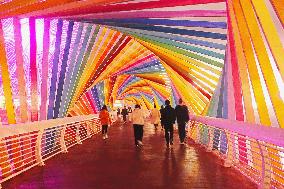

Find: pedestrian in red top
99;105;112;140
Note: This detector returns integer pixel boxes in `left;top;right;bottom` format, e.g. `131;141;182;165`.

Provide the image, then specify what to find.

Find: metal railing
0;114;101;188
189;115;284;189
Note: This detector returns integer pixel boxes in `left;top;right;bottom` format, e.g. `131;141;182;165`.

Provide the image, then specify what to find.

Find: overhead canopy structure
0;0;283;129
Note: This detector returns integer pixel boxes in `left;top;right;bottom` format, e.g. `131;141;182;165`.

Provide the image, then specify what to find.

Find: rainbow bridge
0;0;283;188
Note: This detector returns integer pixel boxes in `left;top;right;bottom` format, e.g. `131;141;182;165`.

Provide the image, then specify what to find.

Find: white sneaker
105;134;108;139
138;140;143;146
180;142;184;145
103;135;105;139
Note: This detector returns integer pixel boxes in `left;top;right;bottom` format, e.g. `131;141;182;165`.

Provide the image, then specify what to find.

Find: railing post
224;131;233;167
60;127;68;153
35;129;45;166
76;123;82;144
86;121;91;138
196;124;201;144
206;127;214;152
258;142;271;189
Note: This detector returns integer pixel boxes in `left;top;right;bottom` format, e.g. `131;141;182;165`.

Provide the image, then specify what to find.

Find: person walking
128;106;133;121
117;108;121;121
150;104;161;130
128;106;132;113
131;104;146;147
121;106;128;123
175;98;190;144
160;100;176;148
99;105;112;140
160;105;164;130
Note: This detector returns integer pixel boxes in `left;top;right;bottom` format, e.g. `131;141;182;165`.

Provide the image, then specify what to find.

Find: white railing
189;115;284;189
0;114;101;188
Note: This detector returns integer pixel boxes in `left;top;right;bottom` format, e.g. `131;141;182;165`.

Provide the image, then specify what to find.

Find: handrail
189;114;284;189
0;114;98;138
0;114;101;188
191;115;284;147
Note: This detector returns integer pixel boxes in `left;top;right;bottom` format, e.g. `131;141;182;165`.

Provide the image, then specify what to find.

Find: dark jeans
178;122;186;142
133;124;143;145
123;115;127;122
154;124;158;129
102;125;108;134
164;124;174;144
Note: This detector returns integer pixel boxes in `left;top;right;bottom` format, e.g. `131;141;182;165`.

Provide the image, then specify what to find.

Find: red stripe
42;0;225;18
89;37;132;83
227;8;244;121
86;91;98;114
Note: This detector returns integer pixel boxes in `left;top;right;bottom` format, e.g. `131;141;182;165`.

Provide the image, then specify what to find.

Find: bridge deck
3;122;257;189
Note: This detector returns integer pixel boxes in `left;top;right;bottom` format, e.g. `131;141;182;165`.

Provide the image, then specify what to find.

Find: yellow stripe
232;0;271;126
240;0;284;128
251;0;284;81
0;22;16;124
90;40;138;86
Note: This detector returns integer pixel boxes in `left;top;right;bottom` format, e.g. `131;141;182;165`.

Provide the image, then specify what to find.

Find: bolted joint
76;124;82;144
206;127;214;152
36;130;45;166
224;131;233;168
60;127;68;153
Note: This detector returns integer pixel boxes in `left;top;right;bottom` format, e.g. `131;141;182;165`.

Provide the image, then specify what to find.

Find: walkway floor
3;121;257;189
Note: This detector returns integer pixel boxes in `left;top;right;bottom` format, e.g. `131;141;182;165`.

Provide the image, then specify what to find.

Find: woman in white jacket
131;104;146;146
150;104;161;130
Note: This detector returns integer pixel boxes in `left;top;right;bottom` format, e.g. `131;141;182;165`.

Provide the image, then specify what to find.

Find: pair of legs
133;124;143;145
123;115;127;122
178;122;186;143
154;124;158;129
102;125;108;138
164;124;174;146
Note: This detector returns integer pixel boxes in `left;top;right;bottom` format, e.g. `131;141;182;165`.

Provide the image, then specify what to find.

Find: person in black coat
160;100;176;148
175;98;189;144
121;106;128;123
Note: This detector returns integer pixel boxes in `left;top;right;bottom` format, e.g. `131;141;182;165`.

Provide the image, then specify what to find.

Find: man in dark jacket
175;98;189;144
121;106;128;123
160;100;176;148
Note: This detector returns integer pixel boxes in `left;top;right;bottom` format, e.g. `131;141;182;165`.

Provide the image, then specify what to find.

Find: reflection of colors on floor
3;121;257;189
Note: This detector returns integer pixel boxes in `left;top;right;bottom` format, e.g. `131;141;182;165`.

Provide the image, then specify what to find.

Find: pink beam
191;115;284;147
29;18;38;121
86;91;98;114
13;18;28;123
40;19;50;120
66;10;227;19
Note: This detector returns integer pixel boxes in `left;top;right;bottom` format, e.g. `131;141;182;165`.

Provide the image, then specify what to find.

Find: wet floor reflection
3;121;257;189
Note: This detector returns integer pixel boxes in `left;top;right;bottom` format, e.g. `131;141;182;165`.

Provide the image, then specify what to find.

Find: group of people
160;99;189;148
98;98;190;148
116;106;132;123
